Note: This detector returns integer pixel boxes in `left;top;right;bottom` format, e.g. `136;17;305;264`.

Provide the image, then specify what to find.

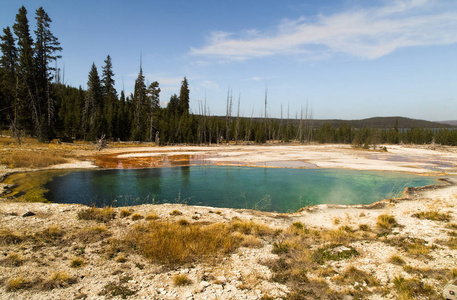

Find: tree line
2;6;457;147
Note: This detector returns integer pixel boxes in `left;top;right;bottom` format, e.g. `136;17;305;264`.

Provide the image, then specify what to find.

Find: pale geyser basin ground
2;144;457;299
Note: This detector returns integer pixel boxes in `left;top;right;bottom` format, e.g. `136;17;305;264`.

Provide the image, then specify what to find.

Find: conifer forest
2;6;457;147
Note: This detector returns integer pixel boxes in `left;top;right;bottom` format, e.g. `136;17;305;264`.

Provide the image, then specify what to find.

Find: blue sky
2;0;457;121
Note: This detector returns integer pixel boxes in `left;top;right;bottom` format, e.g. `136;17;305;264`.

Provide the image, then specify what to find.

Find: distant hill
439;120;457;126
275;116;456;129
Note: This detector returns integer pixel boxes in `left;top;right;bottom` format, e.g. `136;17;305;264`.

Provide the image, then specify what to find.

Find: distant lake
45;166;437;213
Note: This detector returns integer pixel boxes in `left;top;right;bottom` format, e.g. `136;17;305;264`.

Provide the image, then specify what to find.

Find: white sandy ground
1;144;457;299
100;144;457;174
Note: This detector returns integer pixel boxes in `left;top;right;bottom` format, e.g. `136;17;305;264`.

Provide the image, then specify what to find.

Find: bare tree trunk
264;84;268;142
225;89;232;145
235;93;240;145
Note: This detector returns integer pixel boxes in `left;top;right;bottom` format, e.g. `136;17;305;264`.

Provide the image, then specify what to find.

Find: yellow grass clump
126;221;241;265
0;149;68;168
78;206;116;222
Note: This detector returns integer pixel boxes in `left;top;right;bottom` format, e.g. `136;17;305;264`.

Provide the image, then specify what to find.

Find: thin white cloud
200;80;219;90
191;0;457;61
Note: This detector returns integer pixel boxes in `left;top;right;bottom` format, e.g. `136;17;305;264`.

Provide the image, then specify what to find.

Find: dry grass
145;212;159;220
131;213;143;221
1;252;24;267
74;225;111;243
0;229;24;245
126;221;241;265
170;210;182;216
406;242;431;256
6;276;29;291
333;266;379;286
230;218;276;237
42;272;76;290
119;208;132;218
389;254;406;265
77;206;116;222
412;210;452;222
376;214;397;229
444;237;457;249
173;274;191;286
70;257;86;268
0;149;68;168
393;275;436;299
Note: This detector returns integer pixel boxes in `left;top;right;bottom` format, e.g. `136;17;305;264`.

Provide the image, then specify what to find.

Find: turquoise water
44;166;437;213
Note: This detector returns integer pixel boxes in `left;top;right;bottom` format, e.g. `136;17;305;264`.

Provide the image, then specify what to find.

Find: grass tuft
42;272;76;290
333;266;378;286
1;252;24;267
131;213;143;221
393;275;435;299
412;210;451;222
170;210;182;216
313;244;359;265
0;229;24;245
6;276;29;291
376;214;397;229
389;254;405;265
70;257;85;268
98;281;136;299
126;221;241;265
119;208;132;218
77;206;115;222
230;219;274;236
173;274;191;286
145;213;159;220
74;225;111;243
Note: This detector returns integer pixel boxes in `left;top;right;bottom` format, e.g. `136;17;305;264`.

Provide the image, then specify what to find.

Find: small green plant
272;241;291;254
99;282;136;299
313;244;359;265
173;274;191;286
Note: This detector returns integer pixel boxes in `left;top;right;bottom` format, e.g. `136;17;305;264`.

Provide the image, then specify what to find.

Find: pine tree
34;7;62;140
167;93;179;115
101;55;117;138
82;63;102;140
0;27;18;139
132;66;147;140
13;6;36;136
146;81;160;142
178;77;189;115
